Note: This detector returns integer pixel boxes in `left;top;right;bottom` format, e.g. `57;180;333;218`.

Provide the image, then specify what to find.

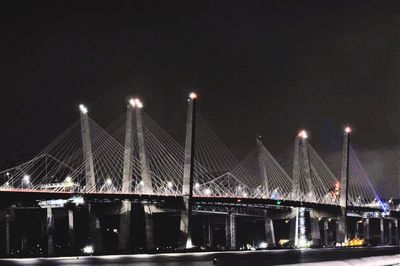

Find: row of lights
297;126;351;140
79;92;197;115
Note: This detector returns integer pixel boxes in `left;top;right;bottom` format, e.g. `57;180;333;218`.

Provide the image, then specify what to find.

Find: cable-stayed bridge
0;94;398;255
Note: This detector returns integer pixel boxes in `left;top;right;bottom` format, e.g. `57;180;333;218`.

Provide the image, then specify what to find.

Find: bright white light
129;98;136;107
189;92;197;99
106;178;112;185
23;175;30;183
5;182;9;186
167;181;173;188
345;126;351;134
6;172;10;176
298;130;308;139
139;181;144;186
194;183;200;189
204;188;211;196
82;245;94;254
79;104;88;114
65;176;72;183
258;242;267;249
185;239;193;249
134;98;143;108
243;192;248;197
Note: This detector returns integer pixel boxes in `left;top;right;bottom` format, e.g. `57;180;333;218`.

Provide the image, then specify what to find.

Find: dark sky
0;1;399;196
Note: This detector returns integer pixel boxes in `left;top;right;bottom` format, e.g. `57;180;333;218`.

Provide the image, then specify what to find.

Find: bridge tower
79;104;102;253
256;137;269;196
133;98;155;250
180;92;197;249
337;126;351;244
119;101;135;251
79;104;96;192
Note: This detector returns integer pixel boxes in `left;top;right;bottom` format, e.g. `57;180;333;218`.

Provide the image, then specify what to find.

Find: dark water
0;246;399;266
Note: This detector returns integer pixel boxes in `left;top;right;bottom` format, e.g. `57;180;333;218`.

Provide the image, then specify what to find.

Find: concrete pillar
144;205;155;250
122;103;134;193
68;209;75;252
363;218;370;245
207;216;213;248
336;215;346;244
289;208;297;246
135;102;152;194
301;137;314;198
388;221;392;245
380;218;384;245
265;216;275;247
225;213;236;249
323;219;329;246
256;137;269;195
88;205;102;253
394;220;399;245
292;138;300;199
119;200;131;251
310;218;321;246
5;214;10;255
180;93;197;248
46;207;54;255
339;129;350;243
80;105;96;192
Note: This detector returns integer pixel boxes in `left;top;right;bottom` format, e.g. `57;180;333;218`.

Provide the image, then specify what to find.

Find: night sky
0;1;398;197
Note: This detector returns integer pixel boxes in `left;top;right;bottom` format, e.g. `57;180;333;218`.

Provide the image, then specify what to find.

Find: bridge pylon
79;104;96;192
256;136;269;196
119;101;135;252
180;92;197;249
337;126;351;244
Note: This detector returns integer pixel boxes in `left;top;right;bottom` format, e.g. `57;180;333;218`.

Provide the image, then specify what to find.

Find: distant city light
79;104;88;114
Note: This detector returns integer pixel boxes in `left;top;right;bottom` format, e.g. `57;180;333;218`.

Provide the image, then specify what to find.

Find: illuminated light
344;126;352;134
243;192;248;197
185;239;193;249
5;182;9;186
189;92;197;100
276;200;282;205
6;172;10;176
23;175;30;183
64;176;72;183
134;98;143;108
194;183;200;189
129;98;136;107
106;178;112;185
167;181;173;188
258;242;267;249
82;245;94;254
79;104;88;114
139;181;144;186
204;188;211;196
298;130;308;139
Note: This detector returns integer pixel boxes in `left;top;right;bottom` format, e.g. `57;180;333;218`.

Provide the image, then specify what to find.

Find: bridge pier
394;220;399;245
4;214;10;255
264;213;275;247
119;200;132;251
363;218;370;245
46;207;54;255
144;204;155;251
388;220;393;245
225;213;236;250
68;209;75;253
89;205;102;253
323;219;329;246
207;216;213;248
380;218;384;245
310;218;321;246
